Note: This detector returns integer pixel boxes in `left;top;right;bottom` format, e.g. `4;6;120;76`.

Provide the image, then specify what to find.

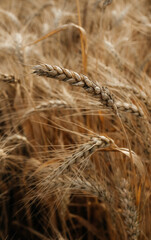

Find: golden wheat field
0;0;151;239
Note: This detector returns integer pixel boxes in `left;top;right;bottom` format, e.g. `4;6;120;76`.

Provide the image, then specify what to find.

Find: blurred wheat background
0;0;151;239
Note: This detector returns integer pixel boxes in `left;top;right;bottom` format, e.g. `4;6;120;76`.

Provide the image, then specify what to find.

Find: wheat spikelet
33;64;117;112
5;134;29;145
95;100;144;117
0;134;31;157
107;83;151;113
0;73;18;84
115;101;144;117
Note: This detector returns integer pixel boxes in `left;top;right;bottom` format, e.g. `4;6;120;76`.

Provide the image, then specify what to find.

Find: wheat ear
31;171;113;209
33;64;117;112
50;136;114;180
118;179;139;240
69;175;113;205
27;136;114;199
23;99;68;119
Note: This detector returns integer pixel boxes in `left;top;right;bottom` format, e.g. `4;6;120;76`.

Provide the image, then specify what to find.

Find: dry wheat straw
118;179;139;240
33;64;117;112
56;233;66;240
